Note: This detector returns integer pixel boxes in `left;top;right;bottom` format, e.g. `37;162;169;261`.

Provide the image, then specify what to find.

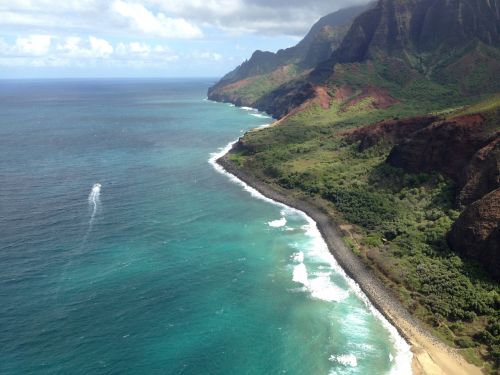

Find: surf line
208;139;412;375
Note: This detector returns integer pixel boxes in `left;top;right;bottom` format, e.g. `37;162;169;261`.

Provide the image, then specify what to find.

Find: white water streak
55;183;102;299
88;183;101;226
81;183;101;245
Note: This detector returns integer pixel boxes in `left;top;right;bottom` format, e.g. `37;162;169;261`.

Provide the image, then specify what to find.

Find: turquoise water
0;79;411;374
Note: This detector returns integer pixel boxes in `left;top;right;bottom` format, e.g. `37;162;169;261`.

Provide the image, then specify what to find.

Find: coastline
213;138;483;375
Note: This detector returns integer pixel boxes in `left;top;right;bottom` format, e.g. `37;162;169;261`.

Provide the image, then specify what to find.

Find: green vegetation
220;65;303;105
232;94;500;372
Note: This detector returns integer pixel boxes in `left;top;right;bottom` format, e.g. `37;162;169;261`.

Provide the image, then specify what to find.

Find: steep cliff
386;114;489;180
207;3;373;107
448;188;500;282
344;115;438;151
251;0;500;118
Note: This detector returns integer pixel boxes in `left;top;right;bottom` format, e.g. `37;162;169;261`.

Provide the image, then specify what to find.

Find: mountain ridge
208;3;374;106
209;0;500;119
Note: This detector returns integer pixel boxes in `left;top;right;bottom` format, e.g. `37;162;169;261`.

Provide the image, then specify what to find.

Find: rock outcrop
447;188;500;281
386;115;500;207
345;115;438;151
458;137;500;206
386;115;489;180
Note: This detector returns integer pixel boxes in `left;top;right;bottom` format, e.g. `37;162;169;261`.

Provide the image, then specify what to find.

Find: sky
0;0;369;78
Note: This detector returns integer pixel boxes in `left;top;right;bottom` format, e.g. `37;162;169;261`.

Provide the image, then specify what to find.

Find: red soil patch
332;85;354;102
269;65;292;83
343;115;439;151
223;76;258;92
314;86;331;109
386;113;488;181
449;113;484;127
343;85;399;111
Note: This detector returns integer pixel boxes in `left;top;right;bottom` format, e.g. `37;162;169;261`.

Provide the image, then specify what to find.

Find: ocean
0;79;411;374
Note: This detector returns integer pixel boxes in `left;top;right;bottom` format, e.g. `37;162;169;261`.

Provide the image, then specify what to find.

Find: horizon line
0;76;221;81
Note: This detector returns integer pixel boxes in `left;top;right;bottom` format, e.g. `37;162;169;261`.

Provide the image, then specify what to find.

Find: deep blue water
0;79;411;374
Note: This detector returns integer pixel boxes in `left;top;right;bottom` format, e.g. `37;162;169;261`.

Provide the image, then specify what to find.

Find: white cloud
0;0;371;38
57;36;81;52
53;36;113;59
0;35;183;67
115;41;179;61
1;0;203;40
111;0;202;39
147;0;371;36
14;34;52;56
0;0;371;75
129;42;150;55
194;51;222;61
89;36;113;57
150;0;242;17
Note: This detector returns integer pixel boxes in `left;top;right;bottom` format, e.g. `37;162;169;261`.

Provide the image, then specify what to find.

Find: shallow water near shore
0;79;410;374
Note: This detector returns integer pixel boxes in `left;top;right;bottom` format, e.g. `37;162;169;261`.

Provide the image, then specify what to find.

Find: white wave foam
292;261;349;303
291;246;348;303
209;140;298;212
329;354;358;367
292;263;309;285
357;343;376;352
240;106;257;111
292;251;304;263
299;218;413;375
251;113;271;119
268;217;287;228
208;139;413;375
310;276;349;302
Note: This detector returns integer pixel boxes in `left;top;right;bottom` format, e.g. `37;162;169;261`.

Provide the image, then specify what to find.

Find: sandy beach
218;151;483;375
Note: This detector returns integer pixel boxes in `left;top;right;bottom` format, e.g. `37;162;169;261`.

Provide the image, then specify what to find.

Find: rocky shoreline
217;147;483;375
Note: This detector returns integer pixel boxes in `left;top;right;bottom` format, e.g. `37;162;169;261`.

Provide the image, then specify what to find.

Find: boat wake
82;183;101;245
56;183;102;298
88;183;101;227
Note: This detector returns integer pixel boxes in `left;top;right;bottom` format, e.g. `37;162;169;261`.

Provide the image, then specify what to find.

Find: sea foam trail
88;183;101;226
55;183;102;299
79;182;101;247
209;136;413;375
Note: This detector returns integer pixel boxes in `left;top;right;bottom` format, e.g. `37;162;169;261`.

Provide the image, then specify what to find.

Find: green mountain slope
314;0;500;91
207;3;373;106
236;0;500;119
